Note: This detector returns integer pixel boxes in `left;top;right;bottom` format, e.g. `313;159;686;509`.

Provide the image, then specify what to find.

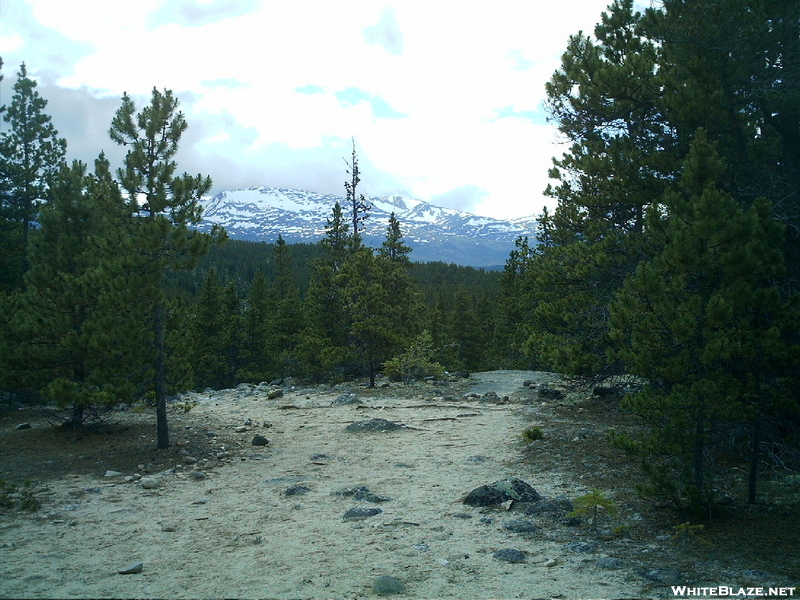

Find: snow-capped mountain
197;186;538;267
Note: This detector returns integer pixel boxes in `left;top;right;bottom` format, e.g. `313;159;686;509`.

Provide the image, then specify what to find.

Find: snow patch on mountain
197;186;538;267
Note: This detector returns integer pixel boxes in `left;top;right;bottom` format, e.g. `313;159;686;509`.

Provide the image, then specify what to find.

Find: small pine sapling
568;489;618;534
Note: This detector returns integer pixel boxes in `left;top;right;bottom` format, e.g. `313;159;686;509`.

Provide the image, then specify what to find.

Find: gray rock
353;489;392;503
252;434;269;446
639;568;682;585
333;485;370;497
493;548;526;563
104;470;124;478
503;519;537;533
523;495;573;514
463;478;541;506
189;471;207;481
481;391;501;403
372;575;406;596
118;561;143;575
140;477;160;490
565;541;597;553
537;385;565;400
345;418;403;433
267;389;284;400
343;506;382;520
284;485;311;496
597;557;624;569
331;393;362;405
15;422;31;430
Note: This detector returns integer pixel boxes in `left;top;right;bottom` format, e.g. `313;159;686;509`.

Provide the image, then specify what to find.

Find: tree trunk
154;302;169;449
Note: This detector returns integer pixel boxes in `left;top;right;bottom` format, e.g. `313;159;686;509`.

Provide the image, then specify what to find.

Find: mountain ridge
197;186;538;267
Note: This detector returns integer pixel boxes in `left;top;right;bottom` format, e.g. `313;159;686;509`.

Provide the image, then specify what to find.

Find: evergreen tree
6;158;149;425
189;269;240;390
239;270;271;382
609;131;798;512
109;88;226;448
266;235;304;378
344;139;370;244
300;202;352;380
0;62;67;287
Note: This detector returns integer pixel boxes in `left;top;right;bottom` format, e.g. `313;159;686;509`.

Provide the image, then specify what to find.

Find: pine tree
109;88;226;448
609;131;798;512
267;235;304;378
239;270;271;382
7;158;150;425
344;139;370;245
0;62;67;287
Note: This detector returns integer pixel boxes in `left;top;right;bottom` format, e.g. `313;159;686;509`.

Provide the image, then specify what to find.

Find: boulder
493;548;526;563
252;434;270;446
463;478;541;506
372;575;405;596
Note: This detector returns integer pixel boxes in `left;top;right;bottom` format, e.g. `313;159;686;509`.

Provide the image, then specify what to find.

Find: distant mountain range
196;187;538;267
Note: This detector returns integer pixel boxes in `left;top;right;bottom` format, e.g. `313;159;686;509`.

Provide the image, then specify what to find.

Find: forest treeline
1;0;800;515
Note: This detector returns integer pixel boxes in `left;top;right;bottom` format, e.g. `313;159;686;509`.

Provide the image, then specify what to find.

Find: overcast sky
0;0;637;219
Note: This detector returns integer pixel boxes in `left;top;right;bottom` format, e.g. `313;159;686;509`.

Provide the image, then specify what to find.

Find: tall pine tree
109;88;226;448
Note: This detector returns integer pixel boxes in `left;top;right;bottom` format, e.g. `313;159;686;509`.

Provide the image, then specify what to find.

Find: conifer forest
1;0;799;518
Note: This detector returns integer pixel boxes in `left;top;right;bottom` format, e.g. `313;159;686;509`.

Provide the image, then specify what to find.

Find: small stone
343;506;382;520
161;522;178;532
104;470;124;478
189;471;207;481
565;541;597;553
118;561;143;575
234;426;249;433
15;422;31;430
183;456;198;465
544;558;558;568
372;575;406;596
345;418;403;432
267;389;283;399
493;548;526;563
353;489;392;503
597;557;624;569
252;435;269;446
331;393;362;405
503;519;537;533
284;485;311;496
140;477;160;490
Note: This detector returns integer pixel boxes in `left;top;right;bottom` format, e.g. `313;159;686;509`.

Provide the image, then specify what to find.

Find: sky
0;0;640;220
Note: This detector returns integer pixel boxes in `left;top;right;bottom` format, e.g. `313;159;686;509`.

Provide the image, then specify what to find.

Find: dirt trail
0;372;658;599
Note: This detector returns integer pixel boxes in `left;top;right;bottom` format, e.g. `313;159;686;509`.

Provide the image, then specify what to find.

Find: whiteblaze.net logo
672;587;796;597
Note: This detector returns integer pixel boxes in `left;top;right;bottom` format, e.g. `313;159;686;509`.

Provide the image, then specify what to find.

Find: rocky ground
0;371;797;599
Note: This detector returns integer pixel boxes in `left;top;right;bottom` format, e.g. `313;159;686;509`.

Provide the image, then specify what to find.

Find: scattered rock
544;558;558;568
522;380;535;387
480;391;501;403
15;422;31;430
372;574;406;596
597;557;624;569
333;485;370;497
343;506;382;520
463;478;541;506
161;522;179;532
85;487;102;494
503;519;537;533
251;435;269;446
104;470;124;478
493;548;526;563
466;455;490;463
189;471;207;481
234;426;249;433
639;568;682;585
523;496;574;515
331;393;362;405
353;489;392;503
140;477;160;490
267;389;283;400
284;485;311;496
345;418;403;433
537;385;565;400
118;561;143;575
565;541;597;553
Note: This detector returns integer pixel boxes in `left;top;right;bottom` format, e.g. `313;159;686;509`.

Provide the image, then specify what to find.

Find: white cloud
6;0;626;219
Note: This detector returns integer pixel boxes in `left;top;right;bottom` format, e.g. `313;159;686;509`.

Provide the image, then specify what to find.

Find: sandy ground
0;371;663;599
